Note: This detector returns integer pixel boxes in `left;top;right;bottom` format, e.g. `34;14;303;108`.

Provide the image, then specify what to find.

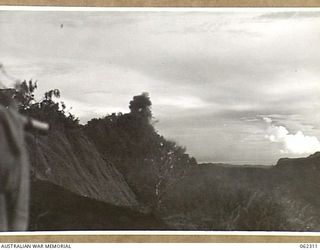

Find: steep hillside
26;130;140;211
11;86;195;230
24;129;170;230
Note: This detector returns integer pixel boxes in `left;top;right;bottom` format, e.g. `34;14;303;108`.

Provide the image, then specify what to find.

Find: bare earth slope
26;130;140;210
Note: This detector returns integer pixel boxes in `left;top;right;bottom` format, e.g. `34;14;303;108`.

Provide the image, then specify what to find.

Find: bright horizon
1;8;320;165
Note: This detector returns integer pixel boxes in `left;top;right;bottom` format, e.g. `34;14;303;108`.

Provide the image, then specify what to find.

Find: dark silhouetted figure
0;91;30;231
0;89;49;231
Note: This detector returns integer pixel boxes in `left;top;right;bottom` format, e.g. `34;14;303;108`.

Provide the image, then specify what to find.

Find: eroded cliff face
26;130;140;210
24;130;168;230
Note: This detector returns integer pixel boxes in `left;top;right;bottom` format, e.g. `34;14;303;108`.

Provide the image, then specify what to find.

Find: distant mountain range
199;162;273;169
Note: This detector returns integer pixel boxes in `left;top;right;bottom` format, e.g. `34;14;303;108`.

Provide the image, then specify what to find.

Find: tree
129;92;152;121
13;80;79;130
13;80;37;111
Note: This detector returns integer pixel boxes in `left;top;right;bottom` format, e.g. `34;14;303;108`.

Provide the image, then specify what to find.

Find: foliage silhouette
8;80;80;130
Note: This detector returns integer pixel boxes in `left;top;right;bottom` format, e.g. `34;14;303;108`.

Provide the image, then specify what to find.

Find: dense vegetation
84;93;197;209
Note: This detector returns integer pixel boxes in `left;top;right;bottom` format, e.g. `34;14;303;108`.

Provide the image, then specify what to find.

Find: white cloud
264;117;320;155
263;117;273;123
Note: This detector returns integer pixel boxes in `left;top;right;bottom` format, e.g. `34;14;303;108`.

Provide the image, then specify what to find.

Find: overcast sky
1;8;320;164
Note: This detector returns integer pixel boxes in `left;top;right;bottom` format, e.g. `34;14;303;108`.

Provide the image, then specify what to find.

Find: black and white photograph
1;7;320;232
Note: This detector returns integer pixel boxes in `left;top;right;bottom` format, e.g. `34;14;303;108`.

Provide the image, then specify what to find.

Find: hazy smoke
263;117;320;154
